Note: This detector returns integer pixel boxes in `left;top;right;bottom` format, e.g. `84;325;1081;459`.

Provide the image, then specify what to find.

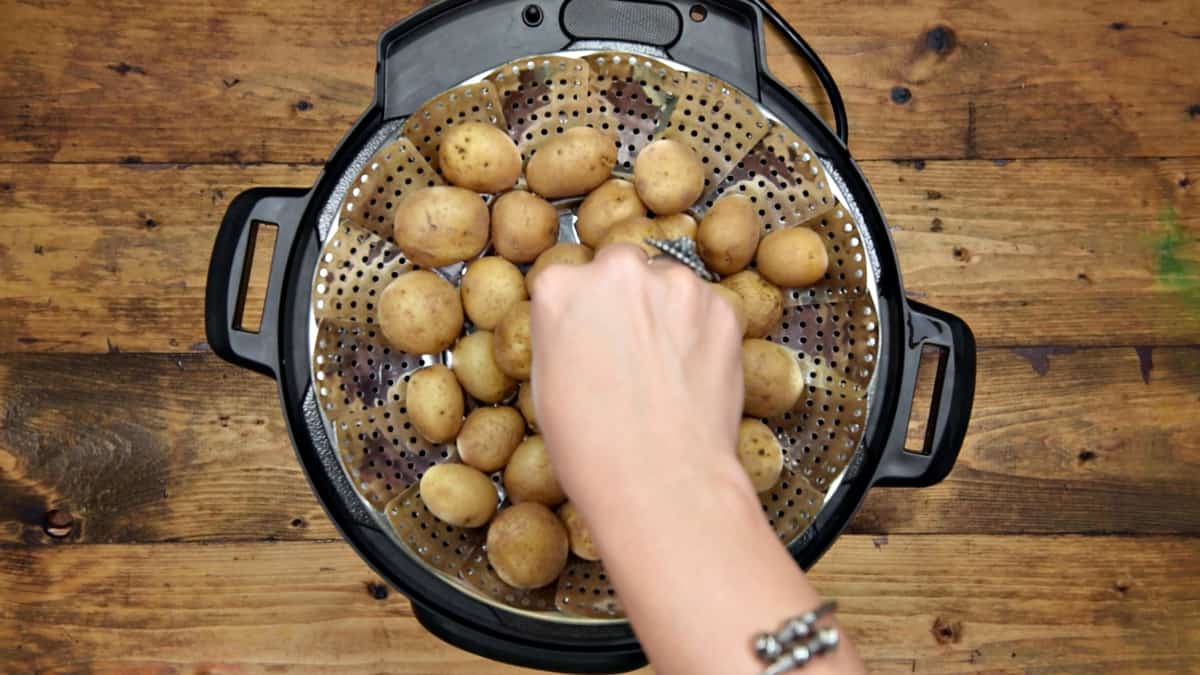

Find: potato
575;179;645;247
406;365;465;443
420;463;497;528
736;418;784;492
379;271;464;354
756;226;830;288
711;283;749;336
633;139;705;215
460;257;528;330
486;502;569;589
597;215;663;257
558;501;600;561
697;194;759;275
392;186;489;268
491;190;559;264
656;213;698;241
526;127;618;199
720;270;783;339
439;122;521;194
504;435;566;506
456;406;525;473
451;331;516;403
493;301;533;380
517;382;539;432
526;243;593;295
742;339;804;418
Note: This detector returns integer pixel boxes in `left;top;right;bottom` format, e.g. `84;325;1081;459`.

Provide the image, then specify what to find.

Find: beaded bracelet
752;602;840;674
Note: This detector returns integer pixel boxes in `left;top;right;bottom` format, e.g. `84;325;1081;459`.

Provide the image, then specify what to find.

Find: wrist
581;451;763;556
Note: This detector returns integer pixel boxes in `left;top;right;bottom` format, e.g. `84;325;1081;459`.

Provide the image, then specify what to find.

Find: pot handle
205;187;312;379
748;0;849;144
873;302;976;488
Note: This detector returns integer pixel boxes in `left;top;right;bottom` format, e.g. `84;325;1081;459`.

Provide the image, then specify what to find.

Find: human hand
528;244;864;675
528;244;751;529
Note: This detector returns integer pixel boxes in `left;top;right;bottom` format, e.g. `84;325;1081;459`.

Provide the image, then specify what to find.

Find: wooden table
2;1;1198;672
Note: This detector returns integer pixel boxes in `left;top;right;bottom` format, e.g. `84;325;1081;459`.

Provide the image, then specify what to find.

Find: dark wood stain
1010;347;1078;376
924;25;957;55
106;62;147;76
931;617;963;645
1135;346;1154;384
965;102;979;159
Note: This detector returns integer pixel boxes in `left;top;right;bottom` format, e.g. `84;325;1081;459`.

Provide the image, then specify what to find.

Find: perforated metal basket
206;2;975;672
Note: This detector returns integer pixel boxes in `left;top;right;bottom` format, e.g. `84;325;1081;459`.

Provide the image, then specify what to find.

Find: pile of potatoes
375;120;829;591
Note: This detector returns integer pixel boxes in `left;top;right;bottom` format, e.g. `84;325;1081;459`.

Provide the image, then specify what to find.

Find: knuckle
659;263;700;292
604;246;650;278
530;265;570;302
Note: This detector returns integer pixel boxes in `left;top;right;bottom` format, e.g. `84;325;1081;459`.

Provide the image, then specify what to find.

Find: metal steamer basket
205;1;976;672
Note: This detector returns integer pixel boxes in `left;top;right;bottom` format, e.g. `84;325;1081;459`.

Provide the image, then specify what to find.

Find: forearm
585;452;864;675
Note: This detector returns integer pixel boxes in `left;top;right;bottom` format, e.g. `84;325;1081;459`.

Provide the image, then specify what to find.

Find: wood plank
3;158;1196;353
879;157;1200;348
0;354;329;546
0;163;317;353
1;536;1196;673
855;345;1200;536
3;348;1197;545
2;1;1198;163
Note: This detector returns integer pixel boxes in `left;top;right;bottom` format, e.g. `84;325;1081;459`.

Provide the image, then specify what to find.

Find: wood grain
0;354;325;546
1;158;1196;353
3;347;1197;545
2;535;1196;674
2;1;1197;673
1;1;1198;164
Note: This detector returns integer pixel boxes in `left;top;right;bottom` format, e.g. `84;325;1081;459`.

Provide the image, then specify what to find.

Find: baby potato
526;242;593;295
392;186;489;268
460;257;528;330
742;339;804;418
439;122;522;194
517;382;539;432
656;213;698;241
526;127;618;199
420;463;498;528
493;301;532;380
486;502;569;589
711;283;749;336
504;435;566;507
720;270;783;339
451;331;516;403
558;501;600;561
756;226;830;288
736;418;784;493
379;271;464;354
633;139;705;215
597;215;663;257
575;179;646;247
697;194;759;275
491;190;559;264
457;406;525;472
406;365;465;443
